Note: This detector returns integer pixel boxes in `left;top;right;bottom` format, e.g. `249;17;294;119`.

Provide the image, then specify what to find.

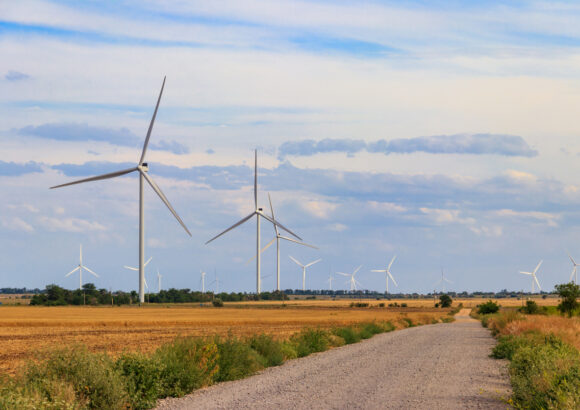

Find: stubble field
0;300;455;375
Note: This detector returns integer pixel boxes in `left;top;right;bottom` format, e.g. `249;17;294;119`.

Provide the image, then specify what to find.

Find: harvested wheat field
0;302;451;375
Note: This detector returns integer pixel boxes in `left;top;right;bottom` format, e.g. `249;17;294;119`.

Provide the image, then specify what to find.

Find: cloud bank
278;134;538;159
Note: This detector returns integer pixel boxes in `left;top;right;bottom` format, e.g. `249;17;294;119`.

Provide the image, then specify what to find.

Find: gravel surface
156;310;511;409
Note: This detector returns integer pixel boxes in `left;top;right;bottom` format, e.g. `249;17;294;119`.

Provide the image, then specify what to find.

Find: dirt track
156;309;511;409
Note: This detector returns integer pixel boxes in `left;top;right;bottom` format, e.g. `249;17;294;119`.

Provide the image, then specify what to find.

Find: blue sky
2;0;580;294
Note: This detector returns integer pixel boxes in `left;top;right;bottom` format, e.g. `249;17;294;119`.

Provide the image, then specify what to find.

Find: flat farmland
0;302;450;375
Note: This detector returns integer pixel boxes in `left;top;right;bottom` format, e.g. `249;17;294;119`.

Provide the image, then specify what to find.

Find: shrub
248;334;284;367
520;300;540;315
212;298;224;307
215;337;263;382
23;345;127;409
556;282;580;317
333;327;361;344
292;328;329;357
477;300;499;314
153;338;218;396
401;303;407;307
116;352;164;409
279;341;298;360
378;303;385;307
439;294;452;308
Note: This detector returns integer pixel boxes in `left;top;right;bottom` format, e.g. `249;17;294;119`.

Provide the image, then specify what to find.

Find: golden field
0;301;453;375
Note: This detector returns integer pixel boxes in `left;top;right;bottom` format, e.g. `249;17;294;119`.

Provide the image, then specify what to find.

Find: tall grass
0;320;418;409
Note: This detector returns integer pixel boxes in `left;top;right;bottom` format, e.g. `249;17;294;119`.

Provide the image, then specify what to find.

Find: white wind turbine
434;269;453;293
200;270;207;293
567;252;578;284
50;77;191;304
205;150;301;294
125;257;153;292
289;256;321;291
371;255;398;294
247;193;317;291
65;244;99;290
327;270;334;291
210;271;222;294
157;269;162;293
337;265;363;291
520;260;542;293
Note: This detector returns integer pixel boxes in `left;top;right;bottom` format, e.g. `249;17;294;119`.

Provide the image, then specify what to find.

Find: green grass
0;320;418;409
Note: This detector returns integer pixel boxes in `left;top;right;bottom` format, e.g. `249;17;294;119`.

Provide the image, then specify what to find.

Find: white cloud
494;209;560;227
367;201;406;213
300;200;337;219
327;223;347;232
38;216;107;232
1;216;34;233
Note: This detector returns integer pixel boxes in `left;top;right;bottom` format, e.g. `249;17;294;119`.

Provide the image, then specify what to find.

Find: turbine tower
157;269;162;293
520;260;542;293
568;252;578;284
50;77;191;304
65;244;99;290
434;269;453;293
200;270;206;293
327;269;333;291
289;256;321;291
371;255;398;294
337;265;363;291
205;150;301;294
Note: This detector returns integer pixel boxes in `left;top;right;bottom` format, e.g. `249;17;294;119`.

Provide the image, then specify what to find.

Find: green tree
555;282;580;317
439;294;452;308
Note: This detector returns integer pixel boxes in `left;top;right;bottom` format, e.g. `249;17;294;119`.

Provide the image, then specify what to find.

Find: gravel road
156;310;511;409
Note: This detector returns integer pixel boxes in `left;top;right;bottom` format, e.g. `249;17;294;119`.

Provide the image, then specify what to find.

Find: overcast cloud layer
1;1;580;294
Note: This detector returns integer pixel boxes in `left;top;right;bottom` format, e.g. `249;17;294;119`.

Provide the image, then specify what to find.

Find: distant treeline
25;283;554;306
0;287;42;294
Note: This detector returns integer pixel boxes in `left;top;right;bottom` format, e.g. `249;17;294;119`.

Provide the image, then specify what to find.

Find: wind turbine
327;270;333;291
205;150;301;294
211;271;222;294
520;260;542;293
50;77;191;304
289;256;321;291
247;193;317;291
434;269;453;293
125;257;153;292
200;270;206;293
65;244;99;290
371;255;398;294
157;269;162;293
567;252;578;284
337;265;363;291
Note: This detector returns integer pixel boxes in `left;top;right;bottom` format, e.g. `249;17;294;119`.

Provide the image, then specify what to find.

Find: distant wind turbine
567;252;578;284
434;269;453;293
327;269;333;291
125;257;153;291
371;255;398;294
205;150;301;293
157;269;162;293
247;193;317;291
50;77;191;304
200;270;206;293
211;271;222;294
337;265;363;291
520;260;542;293
289;256;321;291
65;244;99;290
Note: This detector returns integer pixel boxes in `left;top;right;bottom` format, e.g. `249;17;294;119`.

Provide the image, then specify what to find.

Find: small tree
439;294;452;308
555;282;580;317
477;300;499;314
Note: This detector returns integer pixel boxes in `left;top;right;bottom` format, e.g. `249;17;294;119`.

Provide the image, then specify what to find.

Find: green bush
439;294;452;308
248;334;284;367
519;300;540;315
212;298;224;307
292;328;329;357
477;300;500;314
153;338;218;397
115;352;164;409
23;345;127;409
215;337;263;382
333;327;361;344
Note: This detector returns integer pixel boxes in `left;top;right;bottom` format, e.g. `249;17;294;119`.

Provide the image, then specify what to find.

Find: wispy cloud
5;70;30;81
278;134;538;159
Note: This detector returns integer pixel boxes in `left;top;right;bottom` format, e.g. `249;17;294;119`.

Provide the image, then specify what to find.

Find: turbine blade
124;266;138;271
65;266;80;277
388;255;397;270
205;212;255;244
568;252;577;266
353;265;362;275
305;259;322;268
533;260;543;275
259;213;302;241
278;235;318;249
268;192;279;236
140;171;191;236
388;272;398;287
336;272;350;277
254;149;258;209
289;255;303;267
570;267;576;282
519;271;532;275
50;167;137;189
83;266;99;278
246;237;276;265
444;278;453;284
139;76;166;165
371;269;387;272
144;257;153;266
534;275;541;291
